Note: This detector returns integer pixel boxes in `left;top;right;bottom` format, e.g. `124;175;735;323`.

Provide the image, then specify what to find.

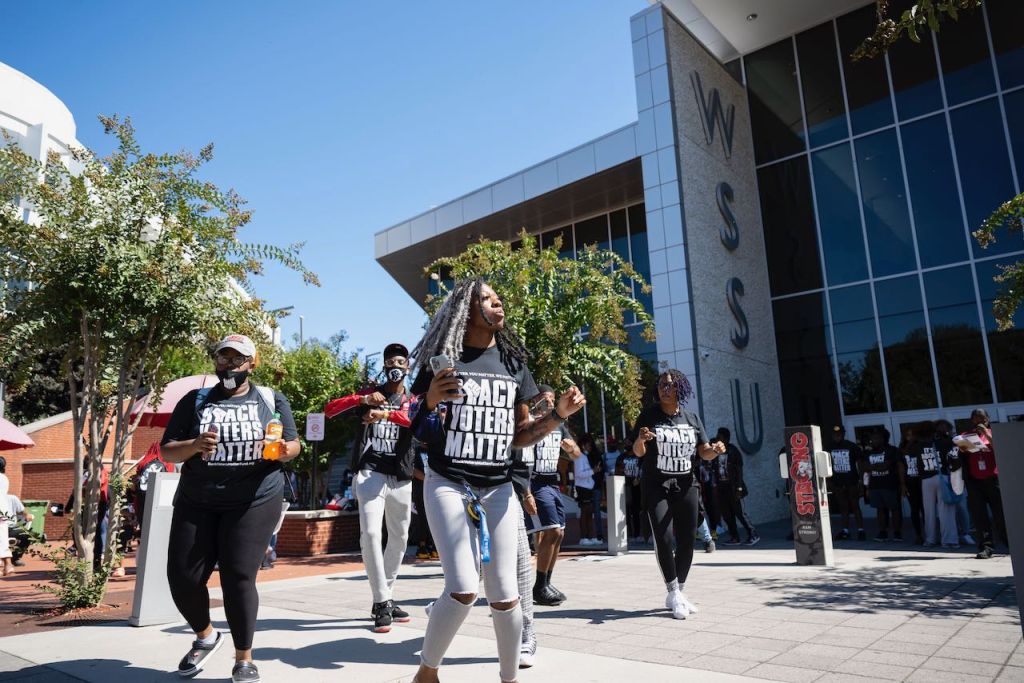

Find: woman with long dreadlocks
630;369;724;620
409;278;585;683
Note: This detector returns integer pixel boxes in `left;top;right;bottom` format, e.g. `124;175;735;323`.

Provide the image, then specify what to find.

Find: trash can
22;500;49;536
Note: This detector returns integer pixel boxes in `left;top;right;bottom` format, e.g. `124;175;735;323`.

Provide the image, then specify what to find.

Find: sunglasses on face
214;352;251;368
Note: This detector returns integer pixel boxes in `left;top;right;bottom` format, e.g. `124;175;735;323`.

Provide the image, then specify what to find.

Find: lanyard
463;484;490;564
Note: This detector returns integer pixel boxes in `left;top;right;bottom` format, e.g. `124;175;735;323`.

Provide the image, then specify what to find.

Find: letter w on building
691;71;735;159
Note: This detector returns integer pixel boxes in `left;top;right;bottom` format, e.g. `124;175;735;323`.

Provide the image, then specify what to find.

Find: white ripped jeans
354;469;412;604
420;470;522;680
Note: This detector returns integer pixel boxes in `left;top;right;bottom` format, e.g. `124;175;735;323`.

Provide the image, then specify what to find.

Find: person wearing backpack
325;342;417;633
960;409;1007;560
161;334;300;683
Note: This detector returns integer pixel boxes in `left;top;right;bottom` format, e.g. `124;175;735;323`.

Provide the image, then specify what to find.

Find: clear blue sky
3;0;647;360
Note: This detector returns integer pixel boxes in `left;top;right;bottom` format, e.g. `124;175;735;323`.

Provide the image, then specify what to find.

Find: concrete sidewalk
0;534;1020;682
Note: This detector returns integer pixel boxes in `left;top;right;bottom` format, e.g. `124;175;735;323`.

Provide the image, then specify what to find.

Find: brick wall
276;511;361;556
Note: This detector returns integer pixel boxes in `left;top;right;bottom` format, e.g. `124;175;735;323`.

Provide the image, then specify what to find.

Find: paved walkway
0;532;1020;682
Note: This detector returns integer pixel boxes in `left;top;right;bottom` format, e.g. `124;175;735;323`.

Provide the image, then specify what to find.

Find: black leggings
906;478;924;539
645;480;700;586
167;498;280;650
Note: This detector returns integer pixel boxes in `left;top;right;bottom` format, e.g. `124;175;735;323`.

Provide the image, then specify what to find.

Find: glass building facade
737;0;1024;438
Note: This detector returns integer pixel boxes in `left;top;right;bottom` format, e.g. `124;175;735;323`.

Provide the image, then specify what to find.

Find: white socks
666;579;679;593
196;630;218;646
491;603;524;682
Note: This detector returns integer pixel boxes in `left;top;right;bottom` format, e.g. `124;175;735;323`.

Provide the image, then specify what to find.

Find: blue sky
3;0;648;359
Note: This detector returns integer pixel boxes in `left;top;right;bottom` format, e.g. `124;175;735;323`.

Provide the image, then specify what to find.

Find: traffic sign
306;412;325;441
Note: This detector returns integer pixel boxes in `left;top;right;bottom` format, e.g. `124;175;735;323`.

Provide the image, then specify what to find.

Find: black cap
384;343;409;360
536;384;555;395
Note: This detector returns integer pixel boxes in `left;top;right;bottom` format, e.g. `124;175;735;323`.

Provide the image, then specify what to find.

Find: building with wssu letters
375;1;1024;521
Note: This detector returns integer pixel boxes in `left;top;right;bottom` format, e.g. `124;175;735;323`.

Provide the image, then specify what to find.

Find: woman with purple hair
630;369;724;619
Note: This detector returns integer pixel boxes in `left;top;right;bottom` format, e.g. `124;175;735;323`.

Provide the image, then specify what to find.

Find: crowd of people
826;413;1008;560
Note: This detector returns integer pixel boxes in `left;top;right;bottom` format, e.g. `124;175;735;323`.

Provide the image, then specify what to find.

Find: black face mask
385;367;407;384
217;368;250;390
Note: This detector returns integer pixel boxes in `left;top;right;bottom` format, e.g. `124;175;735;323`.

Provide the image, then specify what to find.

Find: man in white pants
326;343;416;632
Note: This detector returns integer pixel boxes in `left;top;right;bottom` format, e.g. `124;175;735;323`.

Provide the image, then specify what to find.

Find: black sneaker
723;537;741;546
533;584;564;606
893;534;904;543
390;601;411;623
976;547;994;560
177;631;224;677
836;529;850;541
548;584;567;602
231;660;261;683
873;531;888;542
704;539;716;553
371;601;393;633
857;530;867;541
745;534;761;546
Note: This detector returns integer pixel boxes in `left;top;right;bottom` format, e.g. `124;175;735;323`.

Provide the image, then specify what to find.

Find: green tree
0;116;317;607
855;0;1022;330
3;351;72;425
425;232;655;422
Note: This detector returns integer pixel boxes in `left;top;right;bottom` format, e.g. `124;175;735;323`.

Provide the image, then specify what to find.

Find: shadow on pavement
533;606;667;625
6;659;175;682
738;564;1016;618
257;635;493;671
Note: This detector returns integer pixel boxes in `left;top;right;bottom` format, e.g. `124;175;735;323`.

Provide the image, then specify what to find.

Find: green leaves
852;0;981;61
425;231;655;421
975;192;1024;331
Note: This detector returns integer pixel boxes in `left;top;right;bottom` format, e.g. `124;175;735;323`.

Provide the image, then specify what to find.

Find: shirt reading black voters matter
531;425;571;486
161;384;297;509
629;405;708;488
829;439;863;485
864;446;902;491
411;345;538;488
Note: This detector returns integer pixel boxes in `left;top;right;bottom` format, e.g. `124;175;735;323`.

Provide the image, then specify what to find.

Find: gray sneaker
231;660;261;683
177;632;224;677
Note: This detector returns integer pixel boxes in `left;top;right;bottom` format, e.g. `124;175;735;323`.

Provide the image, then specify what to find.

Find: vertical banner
130;472;181;626
784;425;834;566
990;422;1024;637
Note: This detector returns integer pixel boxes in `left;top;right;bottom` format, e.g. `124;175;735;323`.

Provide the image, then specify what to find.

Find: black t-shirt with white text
410;345;538;488
161;384;297;509
616;452;642;482
356;391;413;476
829;439;863;485
865;446;902;491
629;405;708;489
531;424;571;486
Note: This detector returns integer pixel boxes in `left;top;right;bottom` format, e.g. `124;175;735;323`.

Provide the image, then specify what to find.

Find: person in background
412;447;438;561
901;424;926;546
603;436;621;484
908;421;959;548
695;498;715;553
574;433;604;546
5;489;34;566
828;426;865;541
960;409;1007;560
0;458;13;577
697;456;720;539
615;439;647;545
865;428;905;542
712;428;758;546
935;420;974;547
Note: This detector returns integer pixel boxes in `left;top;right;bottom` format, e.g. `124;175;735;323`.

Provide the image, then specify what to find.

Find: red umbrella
0;416;35;450
131;374;218;428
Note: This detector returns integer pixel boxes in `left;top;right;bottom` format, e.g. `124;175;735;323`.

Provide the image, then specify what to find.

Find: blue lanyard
463;484;490;564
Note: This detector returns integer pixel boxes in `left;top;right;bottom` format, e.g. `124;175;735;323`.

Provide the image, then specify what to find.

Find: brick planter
276;509;360;556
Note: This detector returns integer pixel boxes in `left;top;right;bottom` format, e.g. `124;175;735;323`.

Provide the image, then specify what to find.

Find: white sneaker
962;534;976;546
666;590;689;620
519;641;536;669
679;593;699;614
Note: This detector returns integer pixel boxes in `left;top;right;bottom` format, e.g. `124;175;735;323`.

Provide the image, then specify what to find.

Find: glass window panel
937;6;995;105
746;37;805;164
628;204;653;317
923;266;992;406
830;285;887;414
541;225;574;258
812;143;869;285
987;0;1024;88
887;2;943;120
1004;89;1024;191
874;276;938;410
949;98;1022;256
900;114;969;267
854;129;917;277
610;208;630;264
772;292;842;427
574;214;610;252
796;21;848;148
837;6;894;134
758;156;823;296
976;258;1024;401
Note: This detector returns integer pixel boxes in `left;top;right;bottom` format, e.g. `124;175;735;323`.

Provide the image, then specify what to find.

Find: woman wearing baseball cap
160;334;300;683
